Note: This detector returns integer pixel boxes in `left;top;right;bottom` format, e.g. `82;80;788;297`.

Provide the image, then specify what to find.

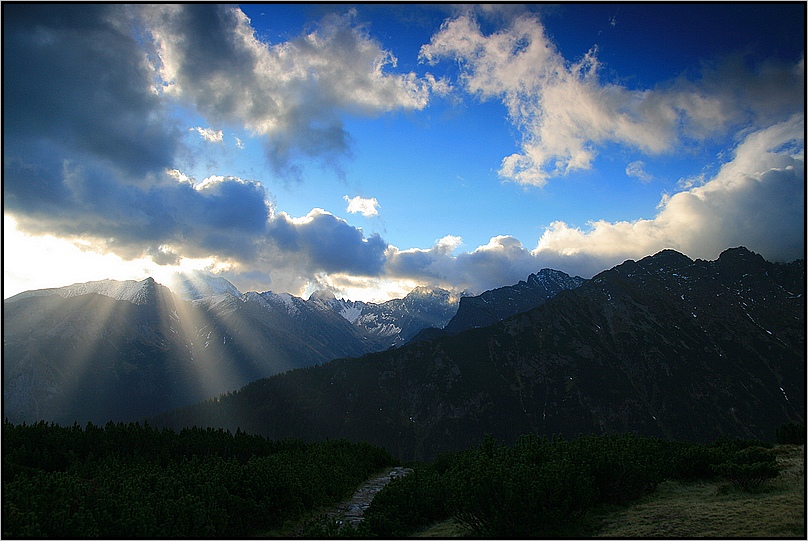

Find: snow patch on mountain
168;272;242;300
338;304;363;324
5;278;160;305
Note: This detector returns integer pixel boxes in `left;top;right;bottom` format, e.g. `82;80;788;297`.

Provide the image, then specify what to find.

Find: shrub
443;435;594;538
360;466;448;537
776;422;806;445
710;447;781;492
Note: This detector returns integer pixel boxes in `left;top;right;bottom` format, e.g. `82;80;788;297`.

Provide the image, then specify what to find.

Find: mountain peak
714;246;768;281
716;246;765;266
4;277;164;305
309;289;337;302
441;268;586;335
167;271;242;301
638;249;694;272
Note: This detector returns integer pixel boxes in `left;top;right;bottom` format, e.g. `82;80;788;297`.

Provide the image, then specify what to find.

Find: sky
3;3;805;302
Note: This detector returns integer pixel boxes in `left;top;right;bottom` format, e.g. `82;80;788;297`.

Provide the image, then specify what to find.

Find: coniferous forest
2;421;393;537
3;419;799;538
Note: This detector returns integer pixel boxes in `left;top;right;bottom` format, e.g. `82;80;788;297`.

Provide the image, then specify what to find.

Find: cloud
382;116;803;291
3;4;182;180
4;160;274;265
385;234;541;294
344;195;380;217
193;127;224;143
3;4;409;296
420;11;804;186
533;114;805;273
267;209;387;275
625;161;653;183
143;5;431;175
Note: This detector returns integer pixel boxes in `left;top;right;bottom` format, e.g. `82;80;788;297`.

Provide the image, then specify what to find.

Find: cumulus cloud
380;116;804;291
3;4;181;180
420;11;804;187
344;195;380;217
143;5;431;175
385;234;542;294
4;161;274;265
266;209;387;276
533;114;804;273
3;4;415;296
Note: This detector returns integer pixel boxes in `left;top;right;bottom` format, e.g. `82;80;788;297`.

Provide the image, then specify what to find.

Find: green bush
439;435;594;538
776;422;806;445
565;433;666;504
1;421;394;538
359;466;447;537
710;447;781;492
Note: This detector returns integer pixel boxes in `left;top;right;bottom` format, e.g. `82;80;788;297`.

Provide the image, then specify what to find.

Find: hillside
152;247;805;460
2;277;458;425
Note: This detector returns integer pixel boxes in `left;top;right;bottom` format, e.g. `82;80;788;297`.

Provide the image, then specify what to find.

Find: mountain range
149;248;805;460
3;267;584;424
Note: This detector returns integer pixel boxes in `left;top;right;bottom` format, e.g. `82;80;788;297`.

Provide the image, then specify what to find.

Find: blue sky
3;3;805;301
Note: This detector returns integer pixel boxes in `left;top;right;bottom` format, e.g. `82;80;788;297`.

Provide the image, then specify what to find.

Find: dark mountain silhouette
409;268;585;343
151;248;805;461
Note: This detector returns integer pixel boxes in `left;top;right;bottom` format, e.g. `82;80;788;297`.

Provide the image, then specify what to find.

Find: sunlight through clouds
3;4;804;302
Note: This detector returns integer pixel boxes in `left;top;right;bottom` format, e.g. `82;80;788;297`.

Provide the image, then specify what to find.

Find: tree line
2;420;394;537
3;419;799;538
351;431;788;537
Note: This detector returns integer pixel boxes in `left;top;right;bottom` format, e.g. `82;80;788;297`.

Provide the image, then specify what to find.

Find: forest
3;420;801;538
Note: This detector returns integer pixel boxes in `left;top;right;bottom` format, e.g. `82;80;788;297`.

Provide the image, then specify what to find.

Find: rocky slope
409;268;585;343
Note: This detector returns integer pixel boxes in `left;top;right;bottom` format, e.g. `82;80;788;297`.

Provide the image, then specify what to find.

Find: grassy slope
594;444;805;538
415;444;805;538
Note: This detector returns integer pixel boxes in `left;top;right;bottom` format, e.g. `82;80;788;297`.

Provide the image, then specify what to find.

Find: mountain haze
152;248;805;460
3;277;460;425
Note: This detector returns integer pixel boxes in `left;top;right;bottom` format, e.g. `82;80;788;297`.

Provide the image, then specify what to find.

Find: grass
415;444;805;538
593;444;804;538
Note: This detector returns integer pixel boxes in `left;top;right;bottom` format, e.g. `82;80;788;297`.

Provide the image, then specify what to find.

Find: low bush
710;447;781;492
2;421;395;538
776;422;806;445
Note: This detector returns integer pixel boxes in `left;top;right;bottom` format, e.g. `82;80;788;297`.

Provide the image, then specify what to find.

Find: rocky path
326;466;412;528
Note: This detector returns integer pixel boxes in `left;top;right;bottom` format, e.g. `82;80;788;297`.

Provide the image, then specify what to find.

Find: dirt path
287;465;412;536
326;466;412;527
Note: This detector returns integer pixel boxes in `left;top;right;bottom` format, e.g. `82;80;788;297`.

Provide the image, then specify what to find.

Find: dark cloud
4;157;273;264
3;4;396;286
3;4;181;179
267;210;388;276
142;5;428;176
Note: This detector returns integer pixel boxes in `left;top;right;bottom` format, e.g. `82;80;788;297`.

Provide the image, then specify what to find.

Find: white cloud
625;161;653;183
192;126;223;143
382;116;803;292
344;195;380;217
143;5;431;174
436;234;463;253
533;114;804;271
421;11;804;187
